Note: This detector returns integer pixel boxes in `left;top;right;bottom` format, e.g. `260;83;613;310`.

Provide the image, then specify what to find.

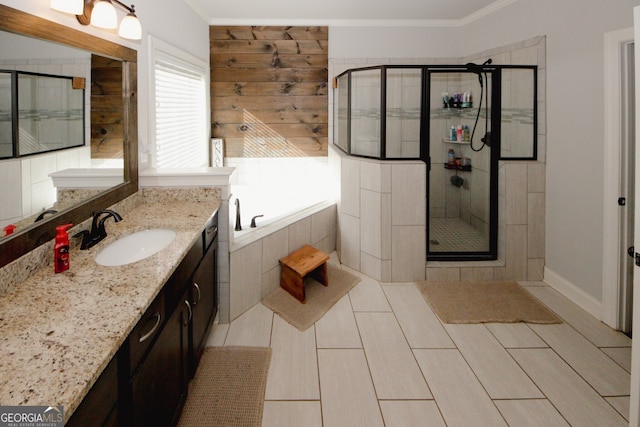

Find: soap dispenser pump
54;223;73;273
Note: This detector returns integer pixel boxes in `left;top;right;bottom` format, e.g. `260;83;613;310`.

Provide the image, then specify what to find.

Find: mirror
0;5;138;268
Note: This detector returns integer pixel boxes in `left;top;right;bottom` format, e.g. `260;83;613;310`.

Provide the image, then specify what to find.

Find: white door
621;39;636;334
628;6;640;425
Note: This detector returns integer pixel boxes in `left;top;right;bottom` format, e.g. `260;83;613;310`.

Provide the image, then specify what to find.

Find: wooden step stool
279;244;330;303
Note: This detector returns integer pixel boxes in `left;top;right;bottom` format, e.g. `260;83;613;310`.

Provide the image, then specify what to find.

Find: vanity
0;189;220;425
0;7;222;425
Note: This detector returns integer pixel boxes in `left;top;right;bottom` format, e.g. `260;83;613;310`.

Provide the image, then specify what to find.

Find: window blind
154;59;207;168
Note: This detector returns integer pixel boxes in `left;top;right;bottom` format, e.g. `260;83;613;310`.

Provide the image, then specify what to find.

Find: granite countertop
0;198;219;421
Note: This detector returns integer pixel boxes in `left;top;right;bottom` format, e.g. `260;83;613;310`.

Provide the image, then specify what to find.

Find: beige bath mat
417;281;562;324
262;263;361;331
178;346;272;427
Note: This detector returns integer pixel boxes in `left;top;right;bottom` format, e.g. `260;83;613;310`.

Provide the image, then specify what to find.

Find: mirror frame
0;5;138;268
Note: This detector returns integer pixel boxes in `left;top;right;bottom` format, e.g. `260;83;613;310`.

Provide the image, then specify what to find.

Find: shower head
466;59;492;87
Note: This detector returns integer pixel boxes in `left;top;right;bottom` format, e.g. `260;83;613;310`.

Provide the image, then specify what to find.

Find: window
149;36;209;168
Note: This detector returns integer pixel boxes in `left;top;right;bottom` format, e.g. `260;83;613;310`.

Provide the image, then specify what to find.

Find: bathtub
230;183;332;246
226;184;337;321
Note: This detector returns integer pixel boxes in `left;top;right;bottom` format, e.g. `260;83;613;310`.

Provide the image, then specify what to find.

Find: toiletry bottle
447;148;455;165
3;224;15;237
54;223;73;273
450;126;456;141
464;125;470;142
456;125;463;142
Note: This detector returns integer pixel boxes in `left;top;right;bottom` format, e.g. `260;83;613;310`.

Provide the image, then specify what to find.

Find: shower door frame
423;66;500;261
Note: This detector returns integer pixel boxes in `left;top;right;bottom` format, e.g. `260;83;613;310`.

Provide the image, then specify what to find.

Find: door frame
602;26;634;330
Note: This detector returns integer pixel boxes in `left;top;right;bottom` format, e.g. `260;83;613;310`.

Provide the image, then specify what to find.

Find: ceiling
185;0;517;26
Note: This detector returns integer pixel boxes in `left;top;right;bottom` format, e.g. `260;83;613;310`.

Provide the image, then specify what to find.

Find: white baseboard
543;267;603;320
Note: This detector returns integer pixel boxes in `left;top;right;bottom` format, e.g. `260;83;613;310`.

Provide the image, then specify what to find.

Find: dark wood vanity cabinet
118;212;218;427
67;354;119;427
129;289;190;427
189;218;218;377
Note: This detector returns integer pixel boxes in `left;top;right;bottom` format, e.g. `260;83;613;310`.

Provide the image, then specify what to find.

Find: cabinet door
130;290;190;427
67;355;118;427
190;239;217;376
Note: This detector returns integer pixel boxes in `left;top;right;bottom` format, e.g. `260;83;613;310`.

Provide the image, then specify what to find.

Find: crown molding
186;0;518;28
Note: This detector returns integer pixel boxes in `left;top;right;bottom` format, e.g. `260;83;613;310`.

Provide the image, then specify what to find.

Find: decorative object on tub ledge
50;0;142;40
416;281;562;324
177;346;271;427
262;263;360;331
210;138;224;167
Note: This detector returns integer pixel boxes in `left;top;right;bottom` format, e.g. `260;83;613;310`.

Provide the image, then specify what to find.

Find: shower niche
333;64;537;261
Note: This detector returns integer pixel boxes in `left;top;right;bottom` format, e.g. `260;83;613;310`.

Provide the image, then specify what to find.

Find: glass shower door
427;69;497;260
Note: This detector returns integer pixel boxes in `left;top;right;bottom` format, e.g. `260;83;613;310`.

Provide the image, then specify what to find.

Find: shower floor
429;217;489;253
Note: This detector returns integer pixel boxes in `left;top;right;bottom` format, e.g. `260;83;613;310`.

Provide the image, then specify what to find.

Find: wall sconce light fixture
51;0;142;40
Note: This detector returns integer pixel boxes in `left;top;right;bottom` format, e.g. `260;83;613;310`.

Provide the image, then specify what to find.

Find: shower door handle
629;246;640;267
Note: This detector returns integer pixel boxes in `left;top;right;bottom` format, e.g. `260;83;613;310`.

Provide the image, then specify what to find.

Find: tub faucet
250;215;264;228
234;199;242;231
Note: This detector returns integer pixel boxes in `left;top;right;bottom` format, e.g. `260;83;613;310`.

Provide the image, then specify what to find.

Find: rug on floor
416;281;562;324
261;263;361;331
177;346;272;427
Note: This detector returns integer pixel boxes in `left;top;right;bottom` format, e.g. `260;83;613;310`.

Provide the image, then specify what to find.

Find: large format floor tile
529;323;630;396
355;312;432;399
210;257;633;426
414;349;508;427
524;286;631;347
382;284;455;349
224;303;273;347
265;315;319;400
315;295;361;349
494;399;570;427
262;401;322;427
379;400;446;426
485;323;548;348
317;349;384;427
445;324;543;399
348;271;392;312
509;348;628;426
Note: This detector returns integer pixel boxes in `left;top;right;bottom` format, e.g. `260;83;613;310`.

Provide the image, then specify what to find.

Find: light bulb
90;0;118;29
50;0;84;15
119;12;142;40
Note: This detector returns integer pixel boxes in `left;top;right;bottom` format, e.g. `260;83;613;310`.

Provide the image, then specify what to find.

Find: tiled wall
329;36;546;282
331;146;426;282
227;203;337;321
0;146;91;228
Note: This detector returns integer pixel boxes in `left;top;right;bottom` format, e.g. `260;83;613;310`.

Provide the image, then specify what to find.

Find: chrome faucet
234;199;242;231
75;210;123;250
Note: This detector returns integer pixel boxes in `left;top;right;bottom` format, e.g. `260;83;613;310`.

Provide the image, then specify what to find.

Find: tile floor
206;254;632;426
429;217;489;253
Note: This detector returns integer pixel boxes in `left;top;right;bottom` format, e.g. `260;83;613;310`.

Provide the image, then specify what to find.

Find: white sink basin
95;229;177;266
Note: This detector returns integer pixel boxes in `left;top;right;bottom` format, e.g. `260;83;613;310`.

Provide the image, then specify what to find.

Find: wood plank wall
210;26;328;158
90;54;123;160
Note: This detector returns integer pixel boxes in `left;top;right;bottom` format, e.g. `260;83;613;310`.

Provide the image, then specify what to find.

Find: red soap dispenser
3;224;16;237
54;223;73;273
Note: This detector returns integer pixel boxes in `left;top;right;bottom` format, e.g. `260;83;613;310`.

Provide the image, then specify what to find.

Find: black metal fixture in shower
466;58;492;151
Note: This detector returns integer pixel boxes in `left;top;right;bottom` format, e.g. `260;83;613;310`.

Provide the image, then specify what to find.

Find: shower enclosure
333;64;537;261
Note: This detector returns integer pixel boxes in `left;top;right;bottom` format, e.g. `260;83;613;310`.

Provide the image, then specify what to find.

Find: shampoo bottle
54;223;73;273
